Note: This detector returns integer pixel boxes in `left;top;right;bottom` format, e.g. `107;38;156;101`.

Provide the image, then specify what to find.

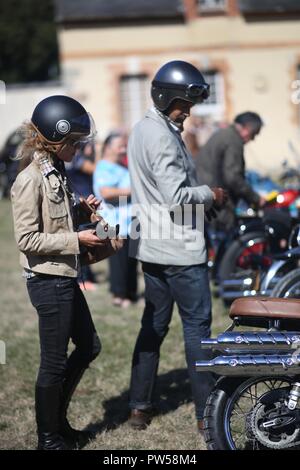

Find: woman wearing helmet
11;95;120;449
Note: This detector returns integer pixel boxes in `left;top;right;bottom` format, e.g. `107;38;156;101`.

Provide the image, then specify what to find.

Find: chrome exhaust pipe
196;354;300;376
201;331;300;351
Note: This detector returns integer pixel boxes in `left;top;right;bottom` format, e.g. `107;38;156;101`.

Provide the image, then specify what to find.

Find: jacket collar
145;107;182;136
230;124;244;145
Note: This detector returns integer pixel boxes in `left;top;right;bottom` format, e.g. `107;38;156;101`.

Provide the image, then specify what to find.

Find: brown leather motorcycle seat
229;297;300;320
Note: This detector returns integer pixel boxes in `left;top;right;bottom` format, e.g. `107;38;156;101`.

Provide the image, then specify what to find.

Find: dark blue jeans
129;262;215;419
27;274;101;387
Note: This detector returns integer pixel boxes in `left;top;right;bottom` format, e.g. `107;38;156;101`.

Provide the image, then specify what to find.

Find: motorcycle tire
203;377;245;450
218;231;266;282
271;268;300;299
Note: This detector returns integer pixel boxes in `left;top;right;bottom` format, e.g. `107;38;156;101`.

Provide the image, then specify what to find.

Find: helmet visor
68;112;97;144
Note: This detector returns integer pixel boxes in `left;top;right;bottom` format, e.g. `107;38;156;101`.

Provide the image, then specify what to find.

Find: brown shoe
197;419;205;437
128;409;153;430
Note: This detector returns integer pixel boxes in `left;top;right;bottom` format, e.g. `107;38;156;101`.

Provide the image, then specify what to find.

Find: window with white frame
192;70;225;119
197;0;227;13
119;74;151;130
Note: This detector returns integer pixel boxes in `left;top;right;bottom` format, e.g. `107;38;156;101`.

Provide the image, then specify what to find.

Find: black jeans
27;274;101;387
129;262;215;420
108;238;138;299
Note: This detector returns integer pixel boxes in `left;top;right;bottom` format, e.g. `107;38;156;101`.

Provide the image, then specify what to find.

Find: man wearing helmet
127;61;227;433
10;95;122;450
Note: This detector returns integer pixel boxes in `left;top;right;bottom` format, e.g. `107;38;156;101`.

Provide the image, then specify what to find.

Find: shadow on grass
86;368;192;439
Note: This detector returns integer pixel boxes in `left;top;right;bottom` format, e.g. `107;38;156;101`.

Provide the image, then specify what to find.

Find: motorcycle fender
237;231;266;247
215;375;249;394
260;259;288;292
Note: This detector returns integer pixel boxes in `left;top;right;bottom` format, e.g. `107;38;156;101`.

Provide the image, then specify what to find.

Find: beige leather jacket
11;159;80;277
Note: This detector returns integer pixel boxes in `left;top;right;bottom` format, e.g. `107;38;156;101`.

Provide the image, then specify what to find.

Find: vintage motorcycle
220;223;300;303
210;189;300;299
197;296;300;450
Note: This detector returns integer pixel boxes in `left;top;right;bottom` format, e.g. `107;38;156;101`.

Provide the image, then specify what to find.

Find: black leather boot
35;384;68;450
59;366;94;448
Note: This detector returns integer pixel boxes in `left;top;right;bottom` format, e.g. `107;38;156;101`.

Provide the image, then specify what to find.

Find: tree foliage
0;0;59;84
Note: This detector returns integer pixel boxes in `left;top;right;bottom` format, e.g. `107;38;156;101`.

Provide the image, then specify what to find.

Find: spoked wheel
272;268;300;299
204;376;300;450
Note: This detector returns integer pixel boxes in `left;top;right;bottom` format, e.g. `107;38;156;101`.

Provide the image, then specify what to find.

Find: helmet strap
31;122;66;153
41;140;64;154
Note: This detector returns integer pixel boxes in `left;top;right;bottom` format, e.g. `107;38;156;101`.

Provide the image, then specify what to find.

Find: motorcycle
220;223;300;303
218;190;300;304
197;296;300;450
218;208;292;278
208;166;300;285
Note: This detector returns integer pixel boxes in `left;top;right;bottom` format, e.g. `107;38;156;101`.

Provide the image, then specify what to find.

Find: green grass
0;199;229;450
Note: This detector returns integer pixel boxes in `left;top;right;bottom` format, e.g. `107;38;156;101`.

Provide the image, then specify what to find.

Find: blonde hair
15;121;45;162
14;121;56;173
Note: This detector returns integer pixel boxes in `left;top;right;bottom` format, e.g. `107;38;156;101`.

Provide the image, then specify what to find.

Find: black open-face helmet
31;95;96;151
151;60;210;113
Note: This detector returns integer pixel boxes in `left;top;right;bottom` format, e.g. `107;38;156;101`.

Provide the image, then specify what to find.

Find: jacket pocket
46;191;67;219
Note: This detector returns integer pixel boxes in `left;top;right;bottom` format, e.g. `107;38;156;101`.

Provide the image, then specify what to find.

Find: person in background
196;111;266;233
183;116;201;158
93;132;137;308
65;142;98;291
0;130;24;197
184;116;229;158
